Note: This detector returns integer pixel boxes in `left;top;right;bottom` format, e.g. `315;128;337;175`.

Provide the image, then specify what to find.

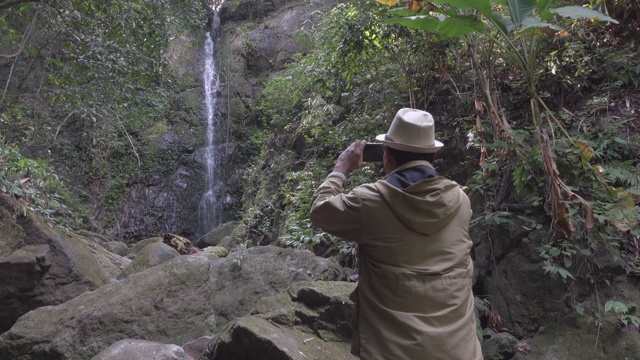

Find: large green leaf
438;15;486;37
518;17;561;36
432;0;493;16
549;6;619;24
384;14;484;37
384;15;441;31
488;10;514;34
508;0;536;28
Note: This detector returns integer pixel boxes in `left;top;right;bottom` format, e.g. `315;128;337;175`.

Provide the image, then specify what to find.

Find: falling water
198;27;223;237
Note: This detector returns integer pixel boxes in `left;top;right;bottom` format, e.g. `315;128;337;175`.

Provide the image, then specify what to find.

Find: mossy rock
105;241;129;257
204;246;230;258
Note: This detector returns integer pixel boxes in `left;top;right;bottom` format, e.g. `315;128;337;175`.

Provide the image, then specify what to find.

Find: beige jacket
310;161;482;360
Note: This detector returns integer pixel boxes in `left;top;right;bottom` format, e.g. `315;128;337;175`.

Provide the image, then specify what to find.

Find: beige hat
375;108;444;153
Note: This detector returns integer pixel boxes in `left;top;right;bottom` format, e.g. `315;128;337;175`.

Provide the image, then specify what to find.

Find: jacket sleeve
309;176;364;242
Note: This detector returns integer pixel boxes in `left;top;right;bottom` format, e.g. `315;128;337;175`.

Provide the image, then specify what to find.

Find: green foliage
278;168;332;250
537;242;581;282
605;300;640;330
0;142;75;230
249;0;463;260
224;0;274;21
1;0;207;234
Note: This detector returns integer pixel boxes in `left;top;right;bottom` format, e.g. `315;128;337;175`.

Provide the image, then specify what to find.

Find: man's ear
383;147;395;173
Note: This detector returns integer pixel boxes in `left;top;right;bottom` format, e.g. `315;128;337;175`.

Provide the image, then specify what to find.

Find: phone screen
363;143;384;162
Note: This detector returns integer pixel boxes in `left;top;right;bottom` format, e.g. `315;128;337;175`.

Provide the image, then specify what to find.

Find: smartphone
362;143;384;162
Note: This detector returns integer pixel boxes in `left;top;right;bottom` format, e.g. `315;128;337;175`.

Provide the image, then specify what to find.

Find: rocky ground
1;192;640;359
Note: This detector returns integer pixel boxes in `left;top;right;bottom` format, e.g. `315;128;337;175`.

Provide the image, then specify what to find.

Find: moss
65;232;111;287
206;246;230;257
144;119;169;141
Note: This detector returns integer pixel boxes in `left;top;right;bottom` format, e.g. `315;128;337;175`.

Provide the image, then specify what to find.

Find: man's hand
333;140;367;175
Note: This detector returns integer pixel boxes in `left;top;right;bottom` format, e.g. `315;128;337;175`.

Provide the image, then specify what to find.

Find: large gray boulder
0;246;346;360
0;195;128;333
207;315;355;360
205;280;357;360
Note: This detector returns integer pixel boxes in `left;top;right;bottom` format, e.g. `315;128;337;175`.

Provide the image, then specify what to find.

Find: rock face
215;0;339;221
0;246;346;360
472;214;640;359
0;195;128;333
106;28;206;242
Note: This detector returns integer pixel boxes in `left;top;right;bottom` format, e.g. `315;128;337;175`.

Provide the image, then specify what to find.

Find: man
310;108;482;360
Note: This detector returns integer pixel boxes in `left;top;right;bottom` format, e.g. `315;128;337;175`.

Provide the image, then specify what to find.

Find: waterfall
198;20;223;237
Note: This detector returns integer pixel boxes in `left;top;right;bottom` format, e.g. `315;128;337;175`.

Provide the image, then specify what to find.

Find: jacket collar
384;161;438;190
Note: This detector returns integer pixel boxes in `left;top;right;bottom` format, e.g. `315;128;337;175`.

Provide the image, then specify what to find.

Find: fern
605;160;640;190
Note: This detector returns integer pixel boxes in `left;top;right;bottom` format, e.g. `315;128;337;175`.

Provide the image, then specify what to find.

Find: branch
0;5;40;59
0;57;16;105
53;110;76;141
112;111;142;169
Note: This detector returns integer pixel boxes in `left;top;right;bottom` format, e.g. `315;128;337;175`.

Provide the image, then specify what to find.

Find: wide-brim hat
375;108;444;153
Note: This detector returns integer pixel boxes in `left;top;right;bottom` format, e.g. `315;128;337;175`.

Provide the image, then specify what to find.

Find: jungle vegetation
1;0;639;323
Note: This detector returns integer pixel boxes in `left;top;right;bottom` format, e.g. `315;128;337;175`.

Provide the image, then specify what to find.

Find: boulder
0;195;128;333
206;316;355;360
127;237;163;258
205;280;357;360
117;242;180;279
0;246;346;360
91;339;191;360
197;221;239;248
104;241;129;256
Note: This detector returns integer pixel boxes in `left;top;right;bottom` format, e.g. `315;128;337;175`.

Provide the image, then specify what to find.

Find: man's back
310;161;482;359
